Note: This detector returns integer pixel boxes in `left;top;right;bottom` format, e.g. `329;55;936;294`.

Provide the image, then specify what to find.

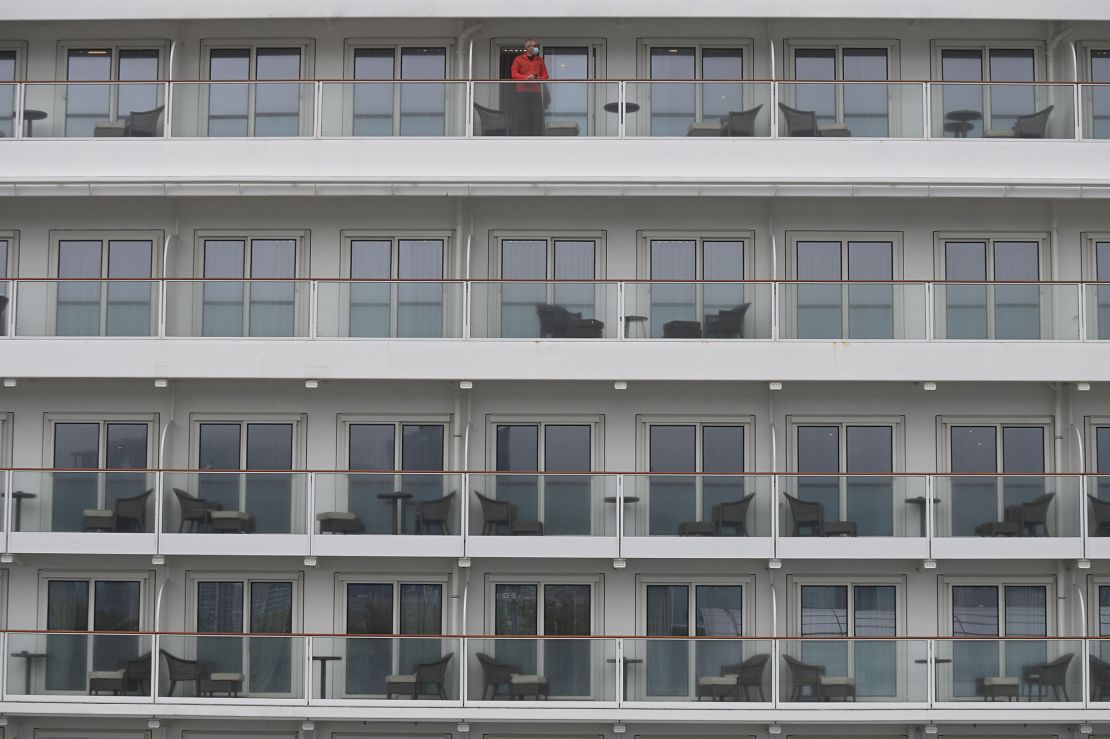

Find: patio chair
978;493;1054;537
416;492;455;534
784;493;857;537
1091;654;1110;701
984;105;1054;139
475;491;543;535
696;652;769;701
782;653;823;700
123;652;152;695
386;652;455;699
712;493;756;536
316;510;364;534
474;104;508;136
1021;652;1073;701
160;649;200;696
687;119;725;136
704;303;751;338
1088;494;1110;536
0;295;7;335
125;105;165;137
534;303;603;338
173;488;223;532
778;102;850;137
82;488;153;533
476;652;517;699
725;105;764;136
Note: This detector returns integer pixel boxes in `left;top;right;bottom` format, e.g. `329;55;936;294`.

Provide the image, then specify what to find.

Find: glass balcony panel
469;281;619;339
1082;84;1110;139
623;475;772;538
7;632;154;696
935;639;1082;702
778;283;926;340
310;636;460;699
10;470;155;533
319;81;465;137
777;82;924;138
0;82;14;138
1084;282;1110;339
164;280;310;337
779;476;928;537
1092;639;1110;701
930;83;1075;139
19;82;166;138
157;634;303;698
13;280;158;337
169;82;313;138
471;81;619;137
621;638;772;702
313;472;460;536
933;475;1079;538
621;282;773;339
469;474;616;537
315;280;463;338
161;471;307;535
780;639;928;702
623;82;772;137
933;283;1080;340
466;637;615;701
1089;478;1110;536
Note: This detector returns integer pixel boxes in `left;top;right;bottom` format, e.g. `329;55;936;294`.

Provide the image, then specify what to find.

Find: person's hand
527;74;536;80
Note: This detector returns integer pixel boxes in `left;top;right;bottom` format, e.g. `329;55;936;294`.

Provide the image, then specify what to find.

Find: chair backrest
125;652;152;681
1038;652;1073;682
739;652;770;682
161;649;198;679
127;105;165;137
784;493;822;525
782;653;822;681
1088;494;1110;523
476;651;513;682
1014;105;1054;138
174;488;208;519
535;303;572;336
1020;492;1055;524
474;104;507;136
1092;654;1110;681
778;103;817;136
475;491;512;521
716;493;756;525
417;651;454;682
716;303;752;336
114;488;153;523
726;105;763;137
419;492;456;519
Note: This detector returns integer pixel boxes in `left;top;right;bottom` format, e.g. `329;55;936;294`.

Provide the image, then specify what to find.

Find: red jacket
511;52;549;93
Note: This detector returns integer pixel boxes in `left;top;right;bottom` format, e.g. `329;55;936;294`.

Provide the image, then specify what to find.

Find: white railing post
770;473;779;556
308;280;318;340
1079;472;1089;559
14;82;24;140
1083;637;1091;710
162;81;172;137
462;280;472;339
307;471;316;556
2;467;11;554
924;282;935;341
150;631;160;703
770;282;780;341
770;638;780;707
461;472;469;556
1075;83;1082;140
304;635;313;704
922;82;931;139
616;474;624;558
8;279;18;337
770;81;779;139
618;81;626;138
313;81;322;138
465;82;474;138
157;279;167;338
154;469;163;554
460;635;469;704
615;637;625;707
927;638;936;707
616;282;626;341
1078;283;1088;341
925;475;934;559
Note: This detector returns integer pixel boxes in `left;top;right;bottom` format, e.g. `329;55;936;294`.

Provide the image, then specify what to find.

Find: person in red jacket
508;38;549;135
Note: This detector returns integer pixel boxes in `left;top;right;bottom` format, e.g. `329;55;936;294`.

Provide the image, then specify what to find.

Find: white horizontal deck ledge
9;0;1110;21
4;140;1110;195
2;339;1110;382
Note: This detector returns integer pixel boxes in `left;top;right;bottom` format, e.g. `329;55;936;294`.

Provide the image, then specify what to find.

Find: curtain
645;585;688;697
249;582;293;694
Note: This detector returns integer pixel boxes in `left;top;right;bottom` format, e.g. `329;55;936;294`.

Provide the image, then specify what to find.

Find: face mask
531;46;540;55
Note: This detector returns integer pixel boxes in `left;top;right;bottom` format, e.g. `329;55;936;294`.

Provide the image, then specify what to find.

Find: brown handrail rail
10;78;1103;85
6;278;1110;285
2;468;1095;476
2;629;1100;640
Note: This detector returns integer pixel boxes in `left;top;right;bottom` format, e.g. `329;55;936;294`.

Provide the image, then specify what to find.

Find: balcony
1;633;1105;716
3;80;1109;195
0;471;1099;560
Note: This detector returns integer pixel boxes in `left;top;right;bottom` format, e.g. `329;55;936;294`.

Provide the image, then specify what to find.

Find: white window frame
930;40;1046;81
785;231;905;339
635;414;755;532
940;576;1056;637
44;230;162;337
937;416;1054;473
1083;232;1110;340
191;229;309;336
336;231;455;338
338;414;452;470
782;40;901;134
491;230;608;280
185;570;304;699
490;37;607;79
189;413;307;469
786;415;905;532
638;38;755;80
1086;415;1110;472
37;731;149;739
182;732;295;739
484;573;603;698
56;40;169;81
484;414;605;533
0;40;27;78
933;231;1052;340
333;573;450;698
0;228;19;277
